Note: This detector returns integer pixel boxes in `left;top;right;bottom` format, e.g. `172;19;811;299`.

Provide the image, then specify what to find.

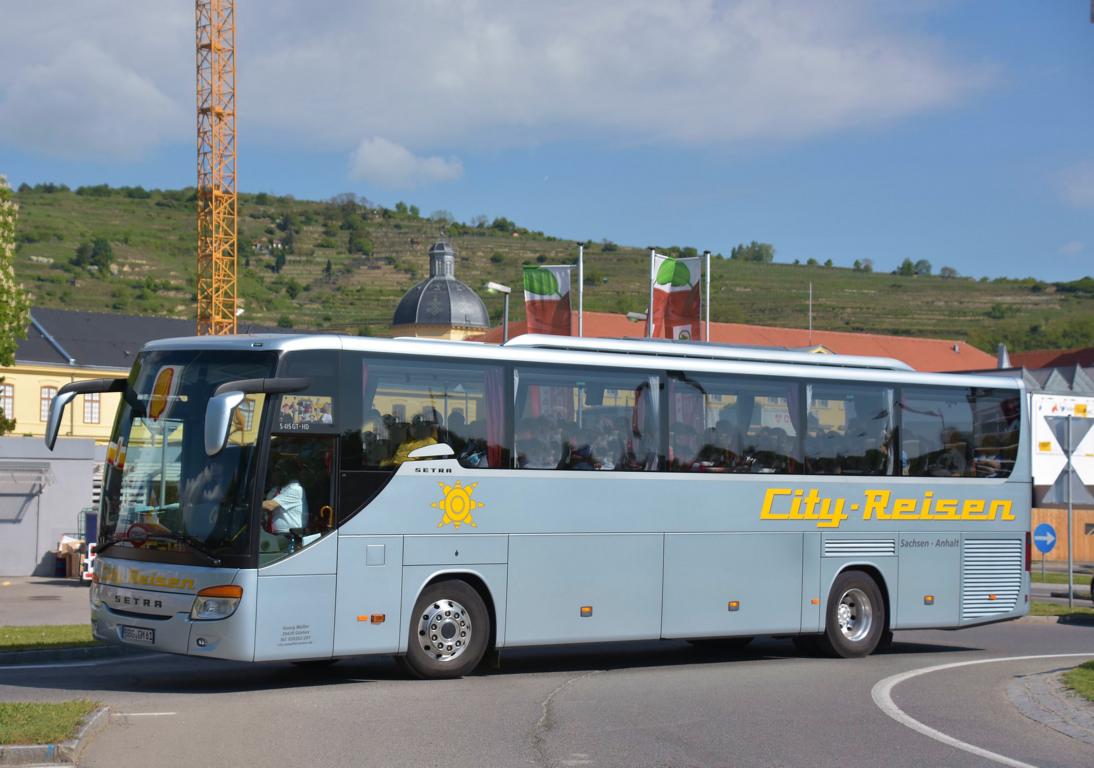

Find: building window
83;392;101;424
40;386;57;422
239;398;255;430
0;384;13;419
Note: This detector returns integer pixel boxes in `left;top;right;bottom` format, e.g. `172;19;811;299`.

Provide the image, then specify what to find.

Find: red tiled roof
474;311;996;372
1010;347;1094;369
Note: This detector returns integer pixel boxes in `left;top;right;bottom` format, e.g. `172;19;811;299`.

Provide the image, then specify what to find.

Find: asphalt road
1;622;1092;768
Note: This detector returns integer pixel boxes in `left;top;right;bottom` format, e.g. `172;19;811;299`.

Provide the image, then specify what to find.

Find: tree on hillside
897;258;915;276
0;176;31;435
939;266;959;278
913;259;932;277
273;251;286;273
430;210;455;224
409;205;420;218
394;201;409;216
729;241;775;263
861;258;874;273
72;238;114;271
324;259;333;282
824;259;833;268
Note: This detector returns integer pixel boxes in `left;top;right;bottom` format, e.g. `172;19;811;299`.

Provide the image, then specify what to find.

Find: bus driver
262;458;307;535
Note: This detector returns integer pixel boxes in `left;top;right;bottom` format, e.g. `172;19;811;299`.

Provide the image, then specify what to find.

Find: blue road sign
1034;523;1057;554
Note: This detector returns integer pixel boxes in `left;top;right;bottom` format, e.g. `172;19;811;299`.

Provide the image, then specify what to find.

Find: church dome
392;239;489;330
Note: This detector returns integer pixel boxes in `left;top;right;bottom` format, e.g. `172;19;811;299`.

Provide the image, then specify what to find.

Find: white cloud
0;1;987;172
0;3;191;159
349;137;463;188
1058;240;1084;256
1057;162;1094;209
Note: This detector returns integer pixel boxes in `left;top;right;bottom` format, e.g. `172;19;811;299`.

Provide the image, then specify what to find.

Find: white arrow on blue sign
1033;523;1056;554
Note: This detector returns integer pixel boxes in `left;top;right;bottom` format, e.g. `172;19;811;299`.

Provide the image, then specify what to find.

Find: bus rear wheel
403;579;490;679
819;571;885;658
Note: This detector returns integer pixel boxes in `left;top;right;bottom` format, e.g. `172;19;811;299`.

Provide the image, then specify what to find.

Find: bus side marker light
923;595;934;606
727;601;740;612
580;606;593;617
371;614;385;624
810;598;819;606
988;594;997;601
357;615;369;622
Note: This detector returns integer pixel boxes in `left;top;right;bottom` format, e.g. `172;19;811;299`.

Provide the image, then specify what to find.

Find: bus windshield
99;349;278;566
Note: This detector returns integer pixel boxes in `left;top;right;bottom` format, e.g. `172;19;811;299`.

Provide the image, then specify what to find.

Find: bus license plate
121;626;155;645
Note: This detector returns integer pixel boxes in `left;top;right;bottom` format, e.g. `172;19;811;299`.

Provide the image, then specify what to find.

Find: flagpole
646;248;655;339
703;250;711;342
577;242;584;338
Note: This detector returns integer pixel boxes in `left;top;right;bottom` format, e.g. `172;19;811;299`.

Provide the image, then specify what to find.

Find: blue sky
1;1;1092;281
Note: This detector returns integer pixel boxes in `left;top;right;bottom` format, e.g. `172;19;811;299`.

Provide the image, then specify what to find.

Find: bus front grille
961;538;1022;621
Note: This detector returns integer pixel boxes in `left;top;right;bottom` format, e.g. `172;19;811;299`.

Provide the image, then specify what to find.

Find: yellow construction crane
195;0;237;335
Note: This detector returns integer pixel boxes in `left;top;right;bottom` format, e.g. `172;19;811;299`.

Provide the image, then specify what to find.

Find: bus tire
819;570;885;658
403;579;490;679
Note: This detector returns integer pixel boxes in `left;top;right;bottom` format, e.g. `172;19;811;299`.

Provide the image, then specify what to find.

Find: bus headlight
190;585;243;621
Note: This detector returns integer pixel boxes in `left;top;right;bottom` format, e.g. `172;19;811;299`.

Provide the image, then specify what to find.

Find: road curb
1017;615;1094;626
1007;669;1094;747
0;705;109;765
0;644;141;666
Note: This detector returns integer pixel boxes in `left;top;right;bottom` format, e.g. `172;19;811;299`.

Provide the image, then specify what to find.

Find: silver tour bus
46;333;1030;679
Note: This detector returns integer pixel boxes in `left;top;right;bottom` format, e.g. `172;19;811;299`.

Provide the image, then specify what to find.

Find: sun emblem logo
432;480;481;529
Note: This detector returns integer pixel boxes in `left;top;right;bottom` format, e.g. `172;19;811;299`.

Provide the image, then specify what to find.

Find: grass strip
0;700;99;745
1029;600;1094;617
0;625;96;652
1031;571;1093;585
1063;661;1094;703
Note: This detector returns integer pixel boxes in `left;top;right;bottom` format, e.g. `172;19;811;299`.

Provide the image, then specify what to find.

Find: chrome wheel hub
418;599;472;661
836;588;873;642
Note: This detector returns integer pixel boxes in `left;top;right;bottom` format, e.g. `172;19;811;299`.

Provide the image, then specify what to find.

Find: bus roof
142;333;1023;391
502;334;915;372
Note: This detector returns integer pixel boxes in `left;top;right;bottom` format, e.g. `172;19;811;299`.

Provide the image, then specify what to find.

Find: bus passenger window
805;384;894;476
970;389;1020;478
515;367;660;471
899;387;976;478
341;358;509;471
668;374;801;473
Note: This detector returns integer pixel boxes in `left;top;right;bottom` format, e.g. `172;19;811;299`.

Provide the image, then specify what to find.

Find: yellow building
0;308;197;443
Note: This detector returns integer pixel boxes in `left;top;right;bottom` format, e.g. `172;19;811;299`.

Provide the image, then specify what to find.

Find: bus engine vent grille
961;539;1022;621
823;539;896;557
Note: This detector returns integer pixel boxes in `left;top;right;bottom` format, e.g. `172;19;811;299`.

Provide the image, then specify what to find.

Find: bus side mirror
204;377;311;456
45;378;127;451
205;390;245;456
45;390;78;451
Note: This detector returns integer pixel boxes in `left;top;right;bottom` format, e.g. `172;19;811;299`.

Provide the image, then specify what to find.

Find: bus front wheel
403;579;490;679
819;571;885;658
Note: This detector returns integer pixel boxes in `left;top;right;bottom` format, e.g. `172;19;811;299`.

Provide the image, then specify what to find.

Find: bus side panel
661;533;803;638
254;532;337;661
894;532;960;629
334;535;404;656
505;534;662;646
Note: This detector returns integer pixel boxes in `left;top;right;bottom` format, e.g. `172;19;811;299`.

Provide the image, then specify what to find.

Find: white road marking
871;652;1094;768
0;654;159;671
114;712;176;717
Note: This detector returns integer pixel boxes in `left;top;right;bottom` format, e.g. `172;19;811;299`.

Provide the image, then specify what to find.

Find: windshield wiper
95;533;222;567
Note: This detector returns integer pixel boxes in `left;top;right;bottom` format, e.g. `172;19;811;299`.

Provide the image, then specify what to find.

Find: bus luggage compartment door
505;533;663;646
661;533;804;638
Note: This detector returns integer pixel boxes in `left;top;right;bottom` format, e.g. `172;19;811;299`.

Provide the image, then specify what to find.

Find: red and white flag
523;265;572;336
651;253;701;340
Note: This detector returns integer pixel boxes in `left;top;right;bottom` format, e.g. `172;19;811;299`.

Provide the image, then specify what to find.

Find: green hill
11;183;1094;352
